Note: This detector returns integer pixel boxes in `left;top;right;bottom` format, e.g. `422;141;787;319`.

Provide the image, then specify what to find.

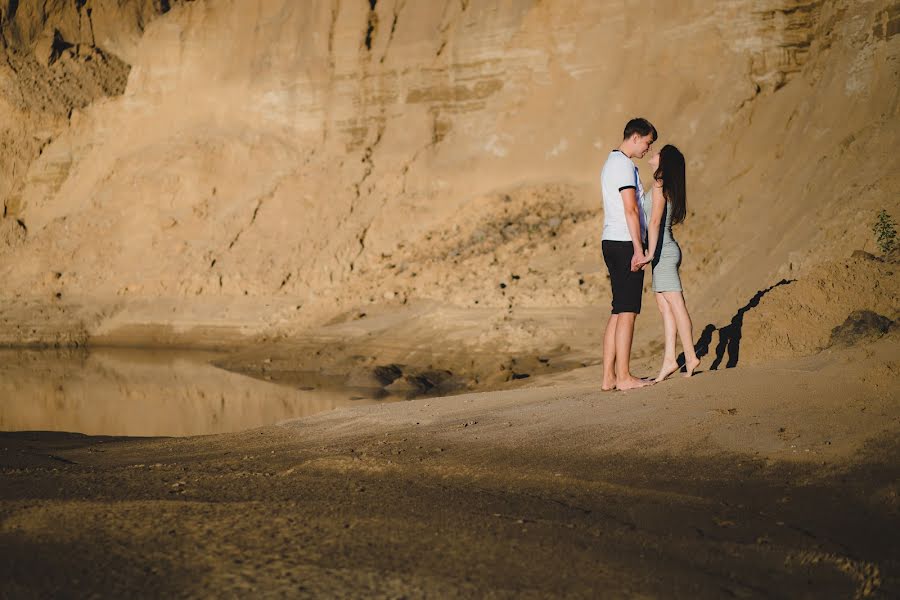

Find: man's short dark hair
623;118;657;143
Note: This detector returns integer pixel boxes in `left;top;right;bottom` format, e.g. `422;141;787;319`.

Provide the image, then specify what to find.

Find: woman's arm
646;181;666;262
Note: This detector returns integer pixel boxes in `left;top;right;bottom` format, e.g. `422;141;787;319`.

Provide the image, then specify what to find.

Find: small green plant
873;209;897;254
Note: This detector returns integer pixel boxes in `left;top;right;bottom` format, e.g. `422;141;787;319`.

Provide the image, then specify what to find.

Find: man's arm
620;187;645;271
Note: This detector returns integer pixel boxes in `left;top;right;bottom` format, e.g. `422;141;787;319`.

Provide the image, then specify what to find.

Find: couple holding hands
600;118;701;391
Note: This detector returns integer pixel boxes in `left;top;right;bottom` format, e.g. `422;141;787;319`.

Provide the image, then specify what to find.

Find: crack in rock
363;1;378;52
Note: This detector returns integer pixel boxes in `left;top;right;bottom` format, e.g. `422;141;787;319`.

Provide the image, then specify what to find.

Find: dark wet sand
1;432;896;598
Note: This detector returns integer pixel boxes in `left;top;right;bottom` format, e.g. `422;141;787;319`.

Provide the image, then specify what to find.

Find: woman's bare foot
616;376;652;390
683;356;701;378
602;374;617;391
654;360;680;383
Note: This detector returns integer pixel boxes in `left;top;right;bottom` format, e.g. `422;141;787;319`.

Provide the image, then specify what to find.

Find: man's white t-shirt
600;150;647;243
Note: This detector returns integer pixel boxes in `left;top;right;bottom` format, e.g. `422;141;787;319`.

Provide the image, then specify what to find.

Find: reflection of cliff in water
0;349;391;437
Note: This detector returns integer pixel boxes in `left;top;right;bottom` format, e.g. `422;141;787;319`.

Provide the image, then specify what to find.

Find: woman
642;144;701;381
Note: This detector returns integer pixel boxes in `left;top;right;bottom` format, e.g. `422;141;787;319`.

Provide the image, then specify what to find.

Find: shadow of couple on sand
678;278;795;371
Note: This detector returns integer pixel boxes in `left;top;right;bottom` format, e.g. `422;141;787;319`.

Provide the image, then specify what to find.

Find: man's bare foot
654;360;680;383
683;357;701;378
616;376;652;390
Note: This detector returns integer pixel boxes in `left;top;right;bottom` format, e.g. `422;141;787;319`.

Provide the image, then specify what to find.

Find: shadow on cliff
681;278;795;370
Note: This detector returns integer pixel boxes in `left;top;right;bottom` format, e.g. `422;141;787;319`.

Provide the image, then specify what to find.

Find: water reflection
0;348;393;437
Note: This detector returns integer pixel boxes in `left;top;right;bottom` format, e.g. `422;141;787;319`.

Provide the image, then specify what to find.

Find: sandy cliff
0;0;185;214
0;0;897;377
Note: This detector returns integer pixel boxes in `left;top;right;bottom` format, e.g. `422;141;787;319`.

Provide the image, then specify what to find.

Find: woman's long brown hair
653;144;686;225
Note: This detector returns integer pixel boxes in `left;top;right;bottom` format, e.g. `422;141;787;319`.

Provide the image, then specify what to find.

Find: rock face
0;0;898;364
0;0;184;218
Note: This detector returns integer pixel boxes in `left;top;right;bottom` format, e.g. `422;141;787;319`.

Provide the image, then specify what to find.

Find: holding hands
630;249;652;272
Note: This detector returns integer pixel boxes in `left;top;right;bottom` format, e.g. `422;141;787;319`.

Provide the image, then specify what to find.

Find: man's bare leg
614;311;650;390
654;293;680;382
602;314;618;390
662;291;701;377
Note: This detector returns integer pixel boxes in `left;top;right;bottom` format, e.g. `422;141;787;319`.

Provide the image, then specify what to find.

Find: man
600;118;656;391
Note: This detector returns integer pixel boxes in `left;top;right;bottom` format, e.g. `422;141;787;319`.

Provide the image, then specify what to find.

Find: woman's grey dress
642;192;682;292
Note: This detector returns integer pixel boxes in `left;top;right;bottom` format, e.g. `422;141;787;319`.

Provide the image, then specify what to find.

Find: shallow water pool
0;348;393;437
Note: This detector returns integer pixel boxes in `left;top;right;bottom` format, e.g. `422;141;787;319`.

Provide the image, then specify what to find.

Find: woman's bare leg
654;293;679;382
662;291;701;377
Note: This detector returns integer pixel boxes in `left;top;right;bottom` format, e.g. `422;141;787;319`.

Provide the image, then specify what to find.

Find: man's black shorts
602;240;644;314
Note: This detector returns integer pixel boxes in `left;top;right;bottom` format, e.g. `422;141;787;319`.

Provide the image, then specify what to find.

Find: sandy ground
2;334;897;598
